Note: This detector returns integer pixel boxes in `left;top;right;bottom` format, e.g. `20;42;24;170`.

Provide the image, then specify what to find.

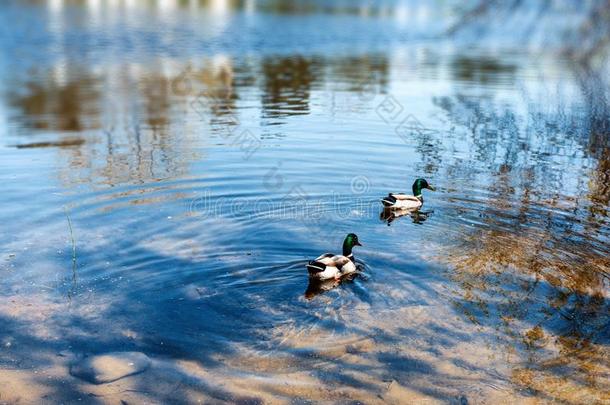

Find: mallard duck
306;233;362;281
381;178;435;209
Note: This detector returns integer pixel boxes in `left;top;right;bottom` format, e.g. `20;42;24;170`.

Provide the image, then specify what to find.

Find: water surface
0;1;608;403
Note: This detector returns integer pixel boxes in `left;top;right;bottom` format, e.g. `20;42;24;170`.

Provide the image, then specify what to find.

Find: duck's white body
307;253;357;280
381;193;422;210
307;233;362;281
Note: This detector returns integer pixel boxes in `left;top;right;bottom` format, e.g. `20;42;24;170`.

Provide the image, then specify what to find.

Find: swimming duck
306;233;362;281
381;178;435;210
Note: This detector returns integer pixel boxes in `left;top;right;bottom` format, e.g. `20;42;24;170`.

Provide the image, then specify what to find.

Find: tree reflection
6;53;394;187
261;56;318;119
432;80;609;401
10;72;100;132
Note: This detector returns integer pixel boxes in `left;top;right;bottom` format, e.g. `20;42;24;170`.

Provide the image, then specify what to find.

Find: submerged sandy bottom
1;280;607;405
0;213;608;404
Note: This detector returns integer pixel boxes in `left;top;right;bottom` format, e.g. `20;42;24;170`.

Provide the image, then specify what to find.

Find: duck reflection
380;208;434;225
304;272;359;300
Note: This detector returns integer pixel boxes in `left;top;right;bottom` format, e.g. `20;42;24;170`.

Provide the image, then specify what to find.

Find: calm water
0;1;609;403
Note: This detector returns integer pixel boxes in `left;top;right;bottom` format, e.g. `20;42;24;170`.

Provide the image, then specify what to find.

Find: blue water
0;1;608;402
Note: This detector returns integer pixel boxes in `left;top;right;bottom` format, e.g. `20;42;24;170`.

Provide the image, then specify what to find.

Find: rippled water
0;1;609;403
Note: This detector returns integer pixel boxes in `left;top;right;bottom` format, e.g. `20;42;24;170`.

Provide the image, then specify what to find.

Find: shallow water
0;1;609;403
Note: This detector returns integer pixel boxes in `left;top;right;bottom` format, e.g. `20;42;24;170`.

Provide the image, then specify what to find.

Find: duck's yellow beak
427;185;436;191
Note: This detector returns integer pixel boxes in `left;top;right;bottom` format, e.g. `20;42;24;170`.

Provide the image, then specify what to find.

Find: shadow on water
1;248;607;403
0;245;451;402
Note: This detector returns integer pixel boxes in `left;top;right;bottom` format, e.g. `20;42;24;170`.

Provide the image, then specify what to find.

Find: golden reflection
38;0;425;17
13;138;85;149
512;339;610;404
429;87;610;402
450;55;517;85
436;190;609;403
11;74;100;131
8;57;242;187
140;74;171;129
261;56;318;118
587;149;610;219
6;53;395;188
326;55;389;93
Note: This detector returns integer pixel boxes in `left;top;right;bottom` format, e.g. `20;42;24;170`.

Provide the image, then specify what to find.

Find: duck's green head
343;233;362;256
412;178;435;198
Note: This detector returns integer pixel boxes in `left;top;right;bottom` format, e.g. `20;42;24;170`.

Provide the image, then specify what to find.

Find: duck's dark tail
307;260;326;275
381;193;397;207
